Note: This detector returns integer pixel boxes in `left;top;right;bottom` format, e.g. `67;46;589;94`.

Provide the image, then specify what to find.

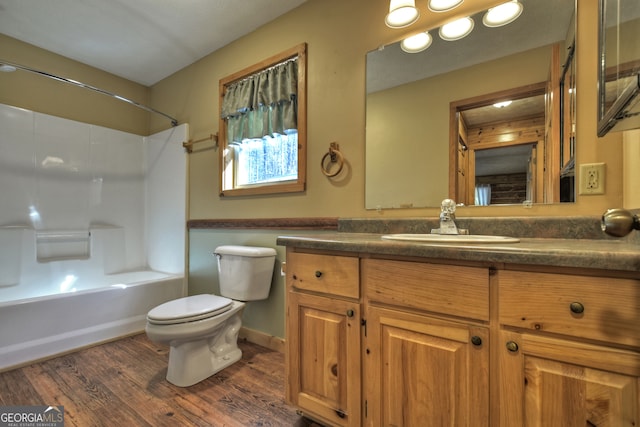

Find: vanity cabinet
284;246;640;426
285;250;361;427
497;270;640;426
362;259;490;427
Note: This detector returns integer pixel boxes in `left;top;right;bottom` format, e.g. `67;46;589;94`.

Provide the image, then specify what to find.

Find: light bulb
483;1;523;28
385;0;420;28
439;16;474;41
401;32;433;53
428;0;464;12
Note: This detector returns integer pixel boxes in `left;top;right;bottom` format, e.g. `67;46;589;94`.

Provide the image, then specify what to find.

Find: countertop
276;232;640;273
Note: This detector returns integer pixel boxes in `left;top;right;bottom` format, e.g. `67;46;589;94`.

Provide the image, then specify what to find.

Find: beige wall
149;0;627;220
0;35;150;135
623;129;640;209
1;0;638;339
148;0;634;338
1;0;630;219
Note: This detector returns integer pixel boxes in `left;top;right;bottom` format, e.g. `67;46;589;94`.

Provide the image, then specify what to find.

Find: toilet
145;245;276;387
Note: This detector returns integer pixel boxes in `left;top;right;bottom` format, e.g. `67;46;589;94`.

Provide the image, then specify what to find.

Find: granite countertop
276;232;640;273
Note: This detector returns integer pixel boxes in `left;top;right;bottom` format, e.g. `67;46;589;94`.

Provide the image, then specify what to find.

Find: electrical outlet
579;163;605;195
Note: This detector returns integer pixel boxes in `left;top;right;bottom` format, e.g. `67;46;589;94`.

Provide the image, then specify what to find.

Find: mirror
597;0;640;136
366;0;576;209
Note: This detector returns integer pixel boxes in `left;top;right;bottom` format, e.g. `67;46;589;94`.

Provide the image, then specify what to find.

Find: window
219;43;307;196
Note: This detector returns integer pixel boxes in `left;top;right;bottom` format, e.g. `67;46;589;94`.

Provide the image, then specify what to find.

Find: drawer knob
470;336;482;346
569;302;584;314
506;341;519;352
346;309;355;317
315;270;323;278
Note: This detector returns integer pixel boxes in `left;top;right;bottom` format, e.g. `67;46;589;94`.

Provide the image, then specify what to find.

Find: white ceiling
0;0;307;86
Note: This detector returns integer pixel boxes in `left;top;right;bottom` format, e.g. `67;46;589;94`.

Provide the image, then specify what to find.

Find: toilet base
165;310;243;387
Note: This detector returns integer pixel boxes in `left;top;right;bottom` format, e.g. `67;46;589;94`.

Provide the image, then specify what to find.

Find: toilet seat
147;294;233;325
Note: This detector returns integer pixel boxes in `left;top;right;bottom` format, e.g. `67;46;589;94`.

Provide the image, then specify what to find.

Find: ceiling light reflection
483;1;523;28
439;16;474;41
428;0;464;12
401;32;433;53
0;64;17;72
493;101;513;108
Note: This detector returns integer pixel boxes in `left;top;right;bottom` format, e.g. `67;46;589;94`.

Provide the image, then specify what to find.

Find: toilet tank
214;245;276;301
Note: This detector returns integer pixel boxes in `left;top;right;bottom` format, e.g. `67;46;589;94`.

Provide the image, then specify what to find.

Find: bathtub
0;271;185;372
0;114;188;371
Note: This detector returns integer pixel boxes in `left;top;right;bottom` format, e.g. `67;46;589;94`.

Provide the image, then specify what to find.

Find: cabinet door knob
315;270;323;278
346;309;355;317
470;336;482;346
506;341;519;352
569;302;584;314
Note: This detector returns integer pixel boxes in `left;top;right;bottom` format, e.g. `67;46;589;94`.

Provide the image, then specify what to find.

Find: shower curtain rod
0;59;178;127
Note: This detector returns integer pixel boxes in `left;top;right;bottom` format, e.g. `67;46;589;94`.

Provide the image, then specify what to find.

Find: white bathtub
0;271;185;371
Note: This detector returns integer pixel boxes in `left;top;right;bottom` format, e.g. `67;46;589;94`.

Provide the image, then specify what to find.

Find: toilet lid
147;294;233;325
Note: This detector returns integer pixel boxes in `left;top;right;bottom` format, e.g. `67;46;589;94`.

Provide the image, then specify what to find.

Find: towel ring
321;142;344;177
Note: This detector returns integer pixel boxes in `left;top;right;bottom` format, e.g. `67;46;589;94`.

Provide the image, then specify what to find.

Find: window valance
221;59;298;143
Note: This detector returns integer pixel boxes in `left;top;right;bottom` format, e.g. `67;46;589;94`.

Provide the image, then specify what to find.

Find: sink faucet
431;199;468;235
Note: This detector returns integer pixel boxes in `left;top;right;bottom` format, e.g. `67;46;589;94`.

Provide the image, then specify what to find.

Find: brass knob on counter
315;271;323;278
346;309;355;317
506;341;519;352
569;302;584;314
601;208;640;237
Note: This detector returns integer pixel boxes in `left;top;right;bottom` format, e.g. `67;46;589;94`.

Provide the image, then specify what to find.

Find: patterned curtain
221;59;298;144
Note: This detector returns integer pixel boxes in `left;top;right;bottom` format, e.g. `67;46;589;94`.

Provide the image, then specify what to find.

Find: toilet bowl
145;245;276;387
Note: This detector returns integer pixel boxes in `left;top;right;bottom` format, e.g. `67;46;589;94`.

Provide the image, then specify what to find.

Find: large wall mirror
366;0;576;209
597;0;640;136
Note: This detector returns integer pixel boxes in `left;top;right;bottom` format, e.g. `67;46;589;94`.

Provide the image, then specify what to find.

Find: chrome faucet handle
440;199;457;216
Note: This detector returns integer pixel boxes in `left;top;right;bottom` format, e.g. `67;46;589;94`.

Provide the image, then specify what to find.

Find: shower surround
0;103;187;370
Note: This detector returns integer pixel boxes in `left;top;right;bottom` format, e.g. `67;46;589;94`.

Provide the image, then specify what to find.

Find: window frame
218;43;307;197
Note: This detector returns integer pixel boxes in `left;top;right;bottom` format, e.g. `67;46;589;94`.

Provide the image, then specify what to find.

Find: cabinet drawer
362;259;489;321
287;251;359;299
499;270;640;348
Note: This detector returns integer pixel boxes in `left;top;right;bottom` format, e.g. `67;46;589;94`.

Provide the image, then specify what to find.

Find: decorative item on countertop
601;208;640;237
321;142;344;177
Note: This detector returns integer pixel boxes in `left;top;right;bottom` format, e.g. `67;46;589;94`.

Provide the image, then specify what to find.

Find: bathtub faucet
431;199;468;235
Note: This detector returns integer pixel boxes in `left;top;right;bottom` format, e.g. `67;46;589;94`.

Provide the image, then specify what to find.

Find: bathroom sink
381;234;520;243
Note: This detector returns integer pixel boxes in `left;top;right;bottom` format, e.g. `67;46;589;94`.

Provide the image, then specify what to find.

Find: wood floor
0;334;321;427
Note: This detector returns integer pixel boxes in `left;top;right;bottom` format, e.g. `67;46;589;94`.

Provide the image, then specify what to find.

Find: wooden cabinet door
287;291;361;427
365;306;489;427
499;330;640;427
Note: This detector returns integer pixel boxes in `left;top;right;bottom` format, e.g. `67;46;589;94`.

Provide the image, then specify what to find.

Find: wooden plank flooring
0;334;322;427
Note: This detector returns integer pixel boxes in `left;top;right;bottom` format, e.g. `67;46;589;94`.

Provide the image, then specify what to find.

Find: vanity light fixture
493;100;512;108
385;0;420;28
439;16;474;41
428;0;464;12
401;32;433;53
483;0;523;28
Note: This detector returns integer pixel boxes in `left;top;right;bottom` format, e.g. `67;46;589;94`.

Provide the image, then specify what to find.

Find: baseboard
239;327;285;353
